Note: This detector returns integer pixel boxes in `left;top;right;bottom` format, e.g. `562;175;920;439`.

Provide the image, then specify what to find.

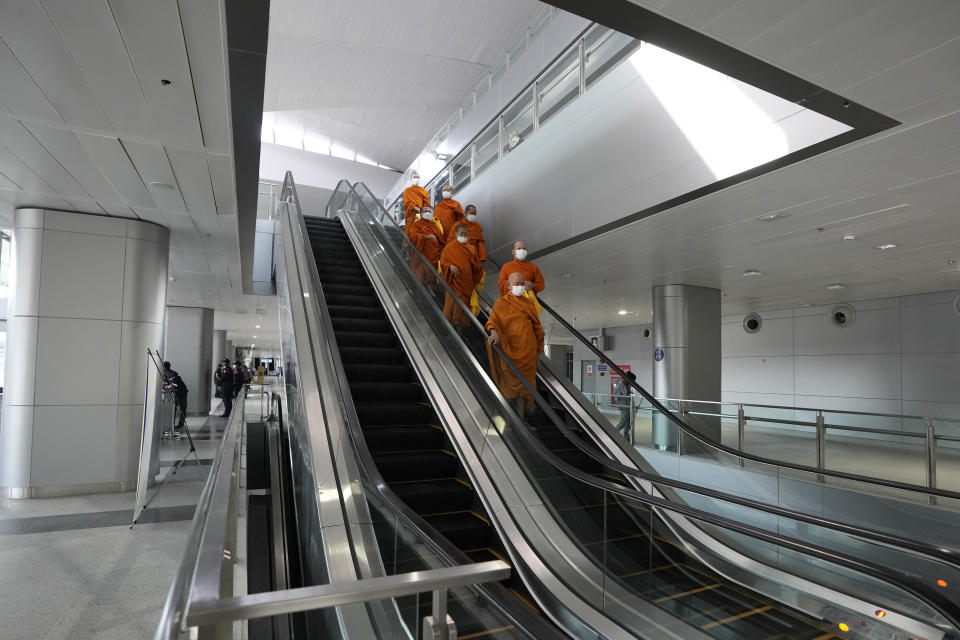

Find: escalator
304;215;542;638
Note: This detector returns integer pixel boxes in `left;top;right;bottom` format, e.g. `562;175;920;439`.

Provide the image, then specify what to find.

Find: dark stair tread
360;425;444;452
355;402;436;426
326;304;386;320
344;363;415;383
349;382;421;401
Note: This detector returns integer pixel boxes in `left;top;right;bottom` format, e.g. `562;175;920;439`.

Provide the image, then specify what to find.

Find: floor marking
654;583;722;603
701;605;773;630
459;625;515;639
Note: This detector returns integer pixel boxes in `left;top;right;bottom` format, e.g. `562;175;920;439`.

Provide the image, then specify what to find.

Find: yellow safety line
654;583;722;603
459;625;516;640
421;509;490;525
463;547;511;565
508;588;540;613
617;564;674;579
701;605;773;630
453;477;473;489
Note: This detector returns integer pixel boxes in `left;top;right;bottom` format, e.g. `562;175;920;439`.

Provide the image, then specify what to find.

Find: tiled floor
0;414;225;640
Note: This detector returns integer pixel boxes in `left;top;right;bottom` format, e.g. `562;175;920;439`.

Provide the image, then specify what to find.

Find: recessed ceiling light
742;269;762;277
826;283;845;291
876;243;898;250
842;234;856;243
756;212;787;222
618;310;628;315
149;181;175;189
561;273;572;278
253;335;257;338
255;325;261;329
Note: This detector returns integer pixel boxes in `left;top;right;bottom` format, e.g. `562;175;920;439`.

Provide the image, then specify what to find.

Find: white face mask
514;249;527;261
442;191;452;199
466;214;477;222
511;285;525;296
457;235;468;244
421;211;432;220
411;177;420;186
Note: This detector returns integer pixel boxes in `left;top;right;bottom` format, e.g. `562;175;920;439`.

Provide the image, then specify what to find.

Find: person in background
402;171;430;235
485;272;545;417
233;361;247;399
217;359;234;417
440;223;483;332
162;361;188;433
613;371;637;442
407;205;445;284
497;241;545;313
449;204;487;262
434;184;463;238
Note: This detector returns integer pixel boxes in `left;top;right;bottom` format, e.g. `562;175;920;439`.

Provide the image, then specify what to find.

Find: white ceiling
264;0;550;170
0;0;273;346
535;0;960;331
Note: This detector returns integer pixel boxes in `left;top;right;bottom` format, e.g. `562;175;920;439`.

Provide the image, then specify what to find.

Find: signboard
609;364;632;397
587;364;593;377
654;347;665;362
597;363;608;375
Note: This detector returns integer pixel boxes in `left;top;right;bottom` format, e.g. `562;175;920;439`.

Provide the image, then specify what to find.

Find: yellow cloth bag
523;289;543;313
470;289;480;316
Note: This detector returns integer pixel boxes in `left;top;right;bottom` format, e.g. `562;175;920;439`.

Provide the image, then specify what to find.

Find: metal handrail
483;256;960;500
351;181;960;636
186;561;510;629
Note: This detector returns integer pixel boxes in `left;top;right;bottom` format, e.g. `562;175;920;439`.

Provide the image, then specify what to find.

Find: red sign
610;364;632;397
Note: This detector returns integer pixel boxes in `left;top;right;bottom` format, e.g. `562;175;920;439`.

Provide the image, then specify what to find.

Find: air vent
830;304;855;328
743;313;762;334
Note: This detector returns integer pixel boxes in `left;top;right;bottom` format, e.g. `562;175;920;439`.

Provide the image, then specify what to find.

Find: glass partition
538;47;580;126
501;87;535;155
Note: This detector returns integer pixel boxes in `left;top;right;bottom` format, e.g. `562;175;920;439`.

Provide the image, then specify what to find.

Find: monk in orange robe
447;204;487;262
486;272;545;415
407;205;444;285
498;240;545;297
403;171;430;236
440;224;483;328
434;184;464;238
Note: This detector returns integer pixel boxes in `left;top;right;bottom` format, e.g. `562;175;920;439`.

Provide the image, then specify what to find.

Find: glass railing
344;181;960;639
385;23;640;218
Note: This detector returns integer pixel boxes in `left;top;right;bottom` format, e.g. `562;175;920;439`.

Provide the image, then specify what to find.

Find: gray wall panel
34;317;121;406
37;230;126;320
31;405;117;486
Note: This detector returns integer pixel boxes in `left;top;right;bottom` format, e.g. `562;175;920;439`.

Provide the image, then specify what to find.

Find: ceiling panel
207;152;237;217
0;119;88;199
177;0;231;154
0;142;56;194
41;0;156;137
167;147;218;216
119;140;187;213
0;0;110;130
0;40;63;123
109;0;204;148
74;132;156;209
704;0;816;46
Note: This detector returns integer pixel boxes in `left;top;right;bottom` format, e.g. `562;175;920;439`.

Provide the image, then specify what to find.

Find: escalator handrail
482;254;960;501
353;181;960;567
305;179;566;639
349;180;960;633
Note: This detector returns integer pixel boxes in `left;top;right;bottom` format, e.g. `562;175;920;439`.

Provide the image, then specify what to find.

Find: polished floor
0;413;225;640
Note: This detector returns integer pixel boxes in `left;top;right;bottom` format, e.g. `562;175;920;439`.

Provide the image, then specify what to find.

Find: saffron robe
447;219;487;262
485;293;544;403
434;198;464;238
498;259;545;297
408;217;444;283
440;241;482;326
403;185;430;235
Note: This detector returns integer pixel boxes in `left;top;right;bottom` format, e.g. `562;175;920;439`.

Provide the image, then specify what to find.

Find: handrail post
737;404;745;468
926;419;937;505
425;587;455;640
816;410;826;476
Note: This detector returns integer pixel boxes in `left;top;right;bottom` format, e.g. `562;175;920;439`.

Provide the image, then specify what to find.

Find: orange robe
408;217;444;283
434;198;464;238
485;293;544;403
498;259;545;296
403;185;430;235
447;219;487;262
440;241;482;326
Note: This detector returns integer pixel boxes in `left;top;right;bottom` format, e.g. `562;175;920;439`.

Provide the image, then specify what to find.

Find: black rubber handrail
350;179;960;633
482;254;960;502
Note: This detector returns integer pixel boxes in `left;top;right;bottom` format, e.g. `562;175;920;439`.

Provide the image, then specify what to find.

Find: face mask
514;249;527;260
442;191;452;199
421;211;432;220
457;235;468;244
466;214;477;222
411;177;420;186
511;285;525;296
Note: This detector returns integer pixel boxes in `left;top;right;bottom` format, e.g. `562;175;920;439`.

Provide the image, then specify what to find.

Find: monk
447;204;487;262
407;205;444;285
486;272;545;416
498;240;545;297
440;224;483;328
434;184;464;238
402;171;430;236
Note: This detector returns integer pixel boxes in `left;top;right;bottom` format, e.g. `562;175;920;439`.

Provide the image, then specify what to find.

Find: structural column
212;329;227;372
0;209;169;498
652;284;721;449
164;307;214;415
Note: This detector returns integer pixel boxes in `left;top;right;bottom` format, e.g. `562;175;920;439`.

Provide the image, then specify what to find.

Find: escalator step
361;425;443;452
326;304;386;321
350;382;421;402
423;512;490;549
355;402;435;426
322;282;376;297
344;363;414;382
372;451;459;481
391;479;474;512
332;317;389;333
326;293;382;308
336;332;399;349
339;346;405;366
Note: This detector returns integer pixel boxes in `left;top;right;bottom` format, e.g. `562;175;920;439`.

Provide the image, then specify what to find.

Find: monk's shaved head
442;184;453;191
465;205;477;215
411;171;420;179
513;240;526;251
420;206;432;215
508;272;525;286
454;224;468;234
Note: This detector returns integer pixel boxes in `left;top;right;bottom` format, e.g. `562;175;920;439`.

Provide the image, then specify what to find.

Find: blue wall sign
597;363;608;373
654;347;665;362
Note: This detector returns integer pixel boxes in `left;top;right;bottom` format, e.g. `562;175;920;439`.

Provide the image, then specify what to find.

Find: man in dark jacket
162;361;188;431
217;359;234;417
